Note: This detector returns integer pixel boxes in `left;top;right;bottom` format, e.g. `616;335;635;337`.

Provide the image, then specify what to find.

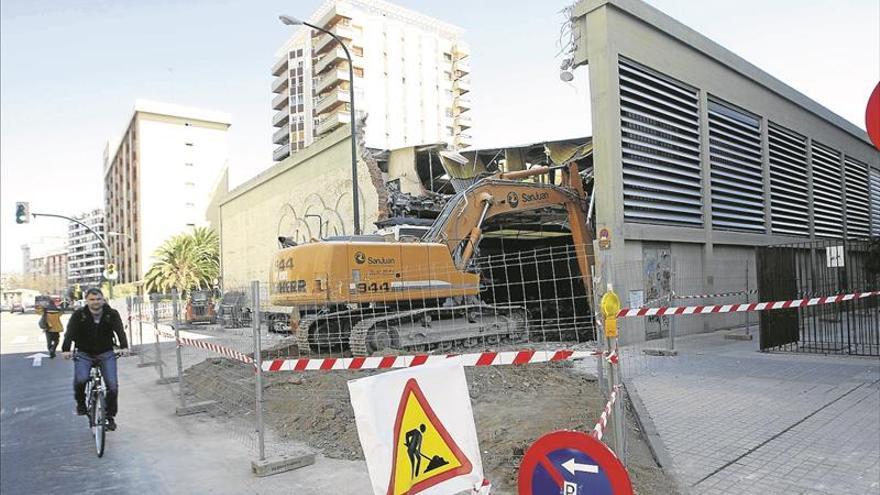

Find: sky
1;0;878;272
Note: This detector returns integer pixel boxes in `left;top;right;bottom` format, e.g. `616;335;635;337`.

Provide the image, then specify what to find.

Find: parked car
0;303;10;312
11;302;23;313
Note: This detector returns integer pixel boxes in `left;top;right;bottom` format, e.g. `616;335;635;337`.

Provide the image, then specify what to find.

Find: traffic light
15;202;30;224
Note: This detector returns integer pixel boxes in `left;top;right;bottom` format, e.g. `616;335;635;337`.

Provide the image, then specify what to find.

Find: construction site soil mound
185;359;679;494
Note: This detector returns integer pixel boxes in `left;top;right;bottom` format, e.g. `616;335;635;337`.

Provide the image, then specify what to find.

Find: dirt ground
185;358;679;494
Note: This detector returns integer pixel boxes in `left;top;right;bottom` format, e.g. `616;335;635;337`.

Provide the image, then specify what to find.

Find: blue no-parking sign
518;430;633;495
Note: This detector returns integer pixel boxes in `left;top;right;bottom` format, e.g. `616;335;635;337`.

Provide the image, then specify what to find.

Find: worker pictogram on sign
348;360;485;495
388;378;472;495
519;430;632;495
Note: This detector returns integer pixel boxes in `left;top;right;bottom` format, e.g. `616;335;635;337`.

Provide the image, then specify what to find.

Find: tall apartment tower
271;0;472;161
67;209;106;290
104;100;231;284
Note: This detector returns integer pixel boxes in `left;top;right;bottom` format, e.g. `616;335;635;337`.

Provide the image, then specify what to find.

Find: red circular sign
518;430;633;495
867;81;880;151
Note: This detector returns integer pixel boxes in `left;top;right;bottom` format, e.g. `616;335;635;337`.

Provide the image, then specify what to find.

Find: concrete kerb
623;379;690;495
643;348;679;356
176;400;217;417
251;452;317;477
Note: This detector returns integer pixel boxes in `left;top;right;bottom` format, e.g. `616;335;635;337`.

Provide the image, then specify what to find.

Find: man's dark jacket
61;304;128;354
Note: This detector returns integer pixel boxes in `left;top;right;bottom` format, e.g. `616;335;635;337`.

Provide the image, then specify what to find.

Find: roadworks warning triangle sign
387;378;473;495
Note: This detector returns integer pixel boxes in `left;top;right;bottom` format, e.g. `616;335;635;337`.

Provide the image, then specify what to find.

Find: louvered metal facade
768;123;809;236
618;58;703;226
810;141;844;238
871;168;880;236
844;156;871;238
707;99;764;232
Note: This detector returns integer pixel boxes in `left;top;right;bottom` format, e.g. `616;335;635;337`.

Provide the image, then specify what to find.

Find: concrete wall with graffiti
219;126;381;286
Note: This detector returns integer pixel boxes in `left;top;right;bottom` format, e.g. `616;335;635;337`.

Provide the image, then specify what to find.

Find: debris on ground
184;358;679;494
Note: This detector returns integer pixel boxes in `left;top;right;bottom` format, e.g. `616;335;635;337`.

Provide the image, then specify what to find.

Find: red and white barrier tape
674;289;758;300
155;326;255;365
263;349;597;372
591;385;621;441
616;290;879;318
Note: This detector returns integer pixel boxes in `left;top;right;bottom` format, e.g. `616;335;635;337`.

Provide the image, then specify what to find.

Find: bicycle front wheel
93;392;105;457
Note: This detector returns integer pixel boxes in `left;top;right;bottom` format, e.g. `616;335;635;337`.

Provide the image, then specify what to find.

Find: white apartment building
104;100;231;283
271;0;472;161
67;209;106;290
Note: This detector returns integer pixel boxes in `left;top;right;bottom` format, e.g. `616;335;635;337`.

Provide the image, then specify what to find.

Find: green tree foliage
144;227;220;295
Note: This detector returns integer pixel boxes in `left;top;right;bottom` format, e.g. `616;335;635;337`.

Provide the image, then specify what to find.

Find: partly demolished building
220;0;879;345
218;119;593;287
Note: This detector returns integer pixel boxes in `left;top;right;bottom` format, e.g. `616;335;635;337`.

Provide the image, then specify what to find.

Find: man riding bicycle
62;288;128;431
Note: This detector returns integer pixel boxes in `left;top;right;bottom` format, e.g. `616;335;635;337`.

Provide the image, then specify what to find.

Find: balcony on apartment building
274;143;291;161
314;68;351;95
453;135;472;150
273;124;290;145
315;110;351;135
313;24;359;55
454;114;472;131
273;108;290;127
454;59;470;78
453;78;471;95
455;96;472;111
314;89;351;116
314;47;364;74
272;90;290;110
271;71;290;93
313;2;354;32
272;56;289;77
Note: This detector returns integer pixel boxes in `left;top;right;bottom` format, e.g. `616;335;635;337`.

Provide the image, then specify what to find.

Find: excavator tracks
348;305;527;356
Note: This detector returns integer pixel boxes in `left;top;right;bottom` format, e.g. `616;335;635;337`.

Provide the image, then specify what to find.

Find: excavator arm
423;163;595;299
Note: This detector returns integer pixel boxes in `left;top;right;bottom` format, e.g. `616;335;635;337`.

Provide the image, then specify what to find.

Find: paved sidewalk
113;347;371;494
626;332;879;495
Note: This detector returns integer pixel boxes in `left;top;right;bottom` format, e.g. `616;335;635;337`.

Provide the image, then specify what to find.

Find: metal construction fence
757;238;879;356
110;241;879;489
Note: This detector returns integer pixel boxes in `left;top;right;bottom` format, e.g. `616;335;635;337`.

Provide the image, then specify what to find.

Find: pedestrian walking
39;300;64;358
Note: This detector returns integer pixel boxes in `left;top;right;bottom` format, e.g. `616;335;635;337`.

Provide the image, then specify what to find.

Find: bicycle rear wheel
93;391;105;457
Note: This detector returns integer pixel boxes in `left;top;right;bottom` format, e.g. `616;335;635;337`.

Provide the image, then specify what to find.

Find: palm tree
144;227;220;295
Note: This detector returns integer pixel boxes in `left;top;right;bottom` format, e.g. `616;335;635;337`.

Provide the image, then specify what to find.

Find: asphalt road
0;311;164;493
0;311;369;494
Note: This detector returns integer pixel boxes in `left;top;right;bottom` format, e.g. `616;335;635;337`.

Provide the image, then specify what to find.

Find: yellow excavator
269;163;595;355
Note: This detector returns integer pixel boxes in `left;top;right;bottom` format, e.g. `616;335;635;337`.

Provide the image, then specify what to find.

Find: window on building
810;141;844;238
768;123;809;236
185;142;194;147
707;98;764;233
844;156;871;238
618;57;702;227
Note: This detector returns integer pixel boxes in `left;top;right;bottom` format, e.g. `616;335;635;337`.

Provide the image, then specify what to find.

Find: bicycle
81;351;123;457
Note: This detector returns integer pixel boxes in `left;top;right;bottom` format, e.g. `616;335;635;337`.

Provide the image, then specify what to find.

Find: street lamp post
30;213;117;298
280;14;361;235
